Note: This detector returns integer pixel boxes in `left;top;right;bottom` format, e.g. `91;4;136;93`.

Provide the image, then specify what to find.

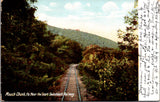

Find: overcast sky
34;0;135;42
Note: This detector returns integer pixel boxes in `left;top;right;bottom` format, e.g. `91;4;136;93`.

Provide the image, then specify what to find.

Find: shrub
79;45;138;101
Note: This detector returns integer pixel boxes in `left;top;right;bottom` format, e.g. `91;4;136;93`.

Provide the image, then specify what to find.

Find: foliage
79;45;138;101
78;9;138;101
118;9;138;51
47;25;118;49
1;0;82;101
49;35;82;63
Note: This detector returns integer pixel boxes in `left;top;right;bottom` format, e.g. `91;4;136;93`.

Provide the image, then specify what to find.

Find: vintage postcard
1;0;159;101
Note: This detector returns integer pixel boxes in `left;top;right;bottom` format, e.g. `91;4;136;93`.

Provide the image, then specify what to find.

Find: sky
34;0;135;42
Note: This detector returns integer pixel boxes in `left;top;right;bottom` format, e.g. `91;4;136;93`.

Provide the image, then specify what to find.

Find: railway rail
61;64;81;101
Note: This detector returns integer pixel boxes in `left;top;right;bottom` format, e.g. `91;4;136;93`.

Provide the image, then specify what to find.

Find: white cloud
36;13;49;21
105;10;125;18
102;1;119;13
67;15;81;20
86;3;91;7
121;2;133;11
41;5;52;11
64;2;82;10
64;3;72;10
81;11;95;16
49;2;57;7
101;1;134;19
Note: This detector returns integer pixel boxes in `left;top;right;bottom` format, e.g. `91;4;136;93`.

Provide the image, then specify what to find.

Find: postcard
1;0;159;101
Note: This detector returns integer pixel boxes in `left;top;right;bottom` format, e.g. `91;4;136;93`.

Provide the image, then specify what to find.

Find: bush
79;45;138;101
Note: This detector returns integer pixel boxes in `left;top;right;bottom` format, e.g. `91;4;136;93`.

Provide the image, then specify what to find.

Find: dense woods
1;0;138;101
78;9;138;101
78;45;138;100
1;0;82;101
47;25;118;49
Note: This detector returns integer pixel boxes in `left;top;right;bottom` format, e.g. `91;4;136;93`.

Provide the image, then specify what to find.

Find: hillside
47;25;118;49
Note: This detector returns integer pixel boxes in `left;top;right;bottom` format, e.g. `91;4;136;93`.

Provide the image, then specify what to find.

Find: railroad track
61;64;81;101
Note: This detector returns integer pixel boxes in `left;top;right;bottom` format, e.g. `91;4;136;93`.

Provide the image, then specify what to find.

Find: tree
134;0;138;8
1;0;82;101
117;9;138;51
1;0;38;50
